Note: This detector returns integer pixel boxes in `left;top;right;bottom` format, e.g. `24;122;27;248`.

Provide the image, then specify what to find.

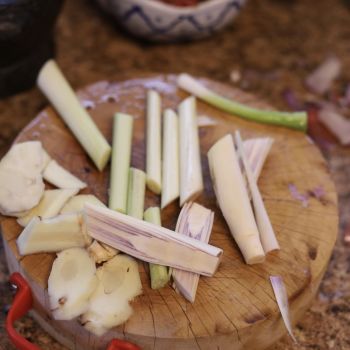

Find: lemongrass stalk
177;74;307;131
172;202;214;302
207;134;265;264
144;207;171;289
161;109;179;209
84;203;222;276
243;138;274;180
37;60;111;170
146;90;162;194
270;276;297;342
178;97;204;206
109;113;134;213
235;131;280;253
126;168;146;220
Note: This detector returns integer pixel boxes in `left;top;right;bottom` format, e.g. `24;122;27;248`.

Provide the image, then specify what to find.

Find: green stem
144;207;171;289
126;168;146;220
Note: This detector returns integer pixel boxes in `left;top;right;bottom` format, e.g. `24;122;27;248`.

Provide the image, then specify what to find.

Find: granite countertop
1;0;350;349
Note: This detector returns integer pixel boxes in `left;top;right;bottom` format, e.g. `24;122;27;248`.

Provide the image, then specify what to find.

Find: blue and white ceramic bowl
97;0;246;42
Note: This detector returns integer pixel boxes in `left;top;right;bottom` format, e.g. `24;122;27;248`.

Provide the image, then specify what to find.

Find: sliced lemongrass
161;109;179;209
235;131;279;253
197;115;217;127
37;60;111;170
61;194;105;215
243;138;274;180
84;204;222;276
146;90;162;194
43;160;87;190
270;276;297;342
172;202;214;302
17;188;78;227
109;113;134;213
177;74;307;131
126;168;146;220
144;207;170;290
16;213;85;255
207;134;265;264
178;96;204;206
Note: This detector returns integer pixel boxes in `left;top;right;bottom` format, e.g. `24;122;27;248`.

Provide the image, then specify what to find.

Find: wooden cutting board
1;75;338;350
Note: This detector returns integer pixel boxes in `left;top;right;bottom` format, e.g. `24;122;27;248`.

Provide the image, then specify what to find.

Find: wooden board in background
1;75;338;350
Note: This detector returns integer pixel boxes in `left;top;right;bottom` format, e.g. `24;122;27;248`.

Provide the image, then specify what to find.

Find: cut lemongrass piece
17;188;79;227
43;160;87;190
243;138;274;180
146;90;162;194
208;134;265;264
144;207;170;290
177;74;307;131
178;96;204;206
270;276;297;343
84;204;222;276
235;131;279;253
37;60;111;170
109;113;134;213
161;109;179;209
172;202;214;302
126;168;146;220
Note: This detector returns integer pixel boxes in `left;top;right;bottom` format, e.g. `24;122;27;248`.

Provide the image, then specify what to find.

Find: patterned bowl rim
125;0;244;14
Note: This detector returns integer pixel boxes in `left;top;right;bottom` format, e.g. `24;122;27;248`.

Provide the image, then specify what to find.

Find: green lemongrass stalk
144;207;171;289
146;90;162;194
161;109;179;209
37;60;111;170
177;74;307;131
178;97;204;206
126;168;146;220
109;113;134;213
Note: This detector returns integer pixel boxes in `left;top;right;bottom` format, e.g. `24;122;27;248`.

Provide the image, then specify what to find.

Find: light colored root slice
60;194;105;215
17;189;78;227
43;159;87;189
87;240;119;264
48;247;98;320
80;254;142;336
16;213;86;255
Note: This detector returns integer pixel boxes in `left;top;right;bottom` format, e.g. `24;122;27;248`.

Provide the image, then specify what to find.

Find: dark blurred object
0;0;64;98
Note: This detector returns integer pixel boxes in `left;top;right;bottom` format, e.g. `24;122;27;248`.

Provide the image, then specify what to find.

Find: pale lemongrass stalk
144;207;170;289
270;276;297;342
37;60;111;170
235;131;280;253
84;204;222;276
243;138;274;180
178;96;204;206
207;134;265;264
177;74;307;131
109;113;134;213
146;90;162;194
126;168;146;220
172;202;214;302
161;109;179;209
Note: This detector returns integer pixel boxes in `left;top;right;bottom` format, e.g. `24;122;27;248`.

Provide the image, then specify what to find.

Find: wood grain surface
1;75;338;350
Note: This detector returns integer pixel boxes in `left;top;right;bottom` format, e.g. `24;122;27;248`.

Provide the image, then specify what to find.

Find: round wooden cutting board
1;75;338;350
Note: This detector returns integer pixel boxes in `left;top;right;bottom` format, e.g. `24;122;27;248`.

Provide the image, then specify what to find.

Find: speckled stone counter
1;0;350;349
